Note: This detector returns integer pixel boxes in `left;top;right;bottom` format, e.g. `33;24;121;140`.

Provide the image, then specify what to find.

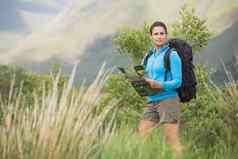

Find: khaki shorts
143;97;181;124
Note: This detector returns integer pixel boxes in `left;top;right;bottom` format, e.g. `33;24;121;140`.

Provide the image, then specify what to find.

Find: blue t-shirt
143;43;182;102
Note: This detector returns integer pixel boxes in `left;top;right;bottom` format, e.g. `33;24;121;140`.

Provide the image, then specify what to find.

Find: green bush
181;65;225;147
22;71;67;107
0;65;68;122
181;65;238;149
0;65;25;102
98;74;145;127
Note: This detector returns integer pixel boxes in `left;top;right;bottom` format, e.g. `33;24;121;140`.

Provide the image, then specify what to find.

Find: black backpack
142;38;197;102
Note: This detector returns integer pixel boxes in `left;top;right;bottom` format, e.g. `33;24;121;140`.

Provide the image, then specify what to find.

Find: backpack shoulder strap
163;47;175;81
141;48;154;66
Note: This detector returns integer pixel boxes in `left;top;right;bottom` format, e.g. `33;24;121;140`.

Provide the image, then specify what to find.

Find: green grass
99;128;238;159
99;129;174;159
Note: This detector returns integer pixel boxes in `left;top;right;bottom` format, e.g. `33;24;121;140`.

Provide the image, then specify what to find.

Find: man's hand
145;78;163;91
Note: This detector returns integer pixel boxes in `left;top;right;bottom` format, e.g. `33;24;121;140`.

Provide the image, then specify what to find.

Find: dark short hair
149;21;167;35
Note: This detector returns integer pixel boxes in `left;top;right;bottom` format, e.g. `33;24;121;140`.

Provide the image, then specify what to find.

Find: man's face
150;26;167;48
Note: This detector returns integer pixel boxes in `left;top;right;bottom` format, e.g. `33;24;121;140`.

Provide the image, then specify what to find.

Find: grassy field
0;66;237;159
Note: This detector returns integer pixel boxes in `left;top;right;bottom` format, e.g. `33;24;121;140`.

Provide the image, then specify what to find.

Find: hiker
139;21;183;158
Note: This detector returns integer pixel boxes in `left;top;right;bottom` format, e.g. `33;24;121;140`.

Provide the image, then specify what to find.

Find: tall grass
0;65;116;159
0;64;237;159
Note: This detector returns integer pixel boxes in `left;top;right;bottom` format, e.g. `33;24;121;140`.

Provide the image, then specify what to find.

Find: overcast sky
0;0;71;32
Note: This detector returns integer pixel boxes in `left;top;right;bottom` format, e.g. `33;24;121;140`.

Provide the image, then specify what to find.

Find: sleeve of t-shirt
160;50;182;91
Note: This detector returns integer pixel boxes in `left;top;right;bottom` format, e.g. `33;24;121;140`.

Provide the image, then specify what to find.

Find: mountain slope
3;0;238;64
197;21;238;83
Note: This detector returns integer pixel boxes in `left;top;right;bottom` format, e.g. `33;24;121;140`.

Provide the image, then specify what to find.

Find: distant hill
198;22;238;67
197;21;238;84
15;34;129;84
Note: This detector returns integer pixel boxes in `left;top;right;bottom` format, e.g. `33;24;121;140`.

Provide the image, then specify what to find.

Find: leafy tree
113;23;152;64
171;5;212;53
98;74;145;127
